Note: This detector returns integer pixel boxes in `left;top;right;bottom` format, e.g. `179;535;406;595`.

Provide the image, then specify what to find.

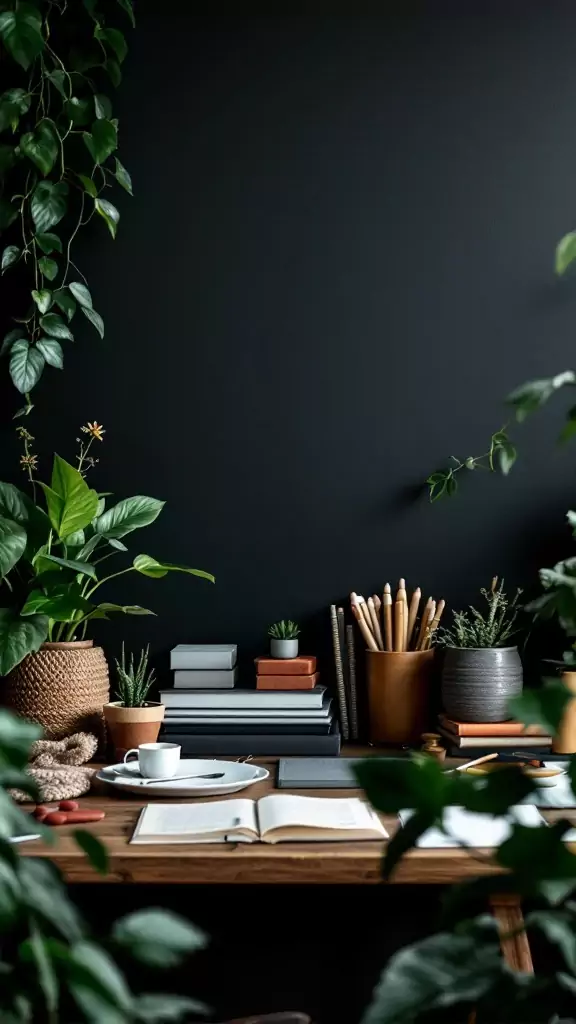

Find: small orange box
255;656;317;676
256;672;319;690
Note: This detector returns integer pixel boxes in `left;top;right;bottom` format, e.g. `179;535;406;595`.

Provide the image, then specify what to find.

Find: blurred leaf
497;820;576;903
526;910;576;972
427;471;448;502
496;440;517;475
507;372;576;422
0;5;44;70
384;810;435;880
0;515;26;577
114;157;132;194
24;918;58;1015
73;831;109;875
556;232;576;275
67;941;132;1019
95;26;127;62
133;994;209;1022
355;756;449;817
97;603;155;616
509;681;571;736
113;909;207;967
454;765;536;815
0;609;48;675
2;245;20;272
19;859;83;941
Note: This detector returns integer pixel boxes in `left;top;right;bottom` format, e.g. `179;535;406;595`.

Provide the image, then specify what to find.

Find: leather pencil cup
366;649;434;745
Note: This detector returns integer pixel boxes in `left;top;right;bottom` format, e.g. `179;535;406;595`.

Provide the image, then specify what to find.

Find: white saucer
96;759;269;797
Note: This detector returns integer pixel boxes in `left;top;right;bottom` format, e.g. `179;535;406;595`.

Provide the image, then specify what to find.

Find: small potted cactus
268;620;300;659
103;644;164;757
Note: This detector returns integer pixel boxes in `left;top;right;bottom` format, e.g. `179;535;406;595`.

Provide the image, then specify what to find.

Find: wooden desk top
19;756;576;885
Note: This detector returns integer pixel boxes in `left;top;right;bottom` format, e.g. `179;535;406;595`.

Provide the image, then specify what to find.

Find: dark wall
4;3;576;678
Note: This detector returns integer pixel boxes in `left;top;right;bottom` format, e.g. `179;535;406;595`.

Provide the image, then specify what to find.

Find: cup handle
123;748;139;764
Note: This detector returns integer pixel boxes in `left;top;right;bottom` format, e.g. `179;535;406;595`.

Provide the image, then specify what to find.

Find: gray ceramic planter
441;646;523;723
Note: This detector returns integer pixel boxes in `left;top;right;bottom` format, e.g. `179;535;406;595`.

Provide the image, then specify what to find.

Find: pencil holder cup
366;649;435;746
552;672;576;753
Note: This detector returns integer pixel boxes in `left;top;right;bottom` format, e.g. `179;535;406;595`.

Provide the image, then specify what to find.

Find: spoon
111;767;225;784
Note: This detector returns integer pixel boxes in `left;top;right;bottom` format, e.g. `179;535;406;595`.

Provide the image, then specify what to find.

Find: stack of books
438;714;552;757
161;685;341;755
170;644;238;689
255;655;319;690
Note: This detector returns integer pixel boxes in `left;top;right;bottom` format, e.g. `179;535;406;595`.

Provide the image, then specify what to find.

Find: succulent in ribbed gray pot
439;578;524;723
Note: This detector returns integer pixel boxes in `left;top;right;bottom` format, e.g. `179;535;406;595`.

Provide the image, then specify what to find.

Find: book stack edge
438;714;553;758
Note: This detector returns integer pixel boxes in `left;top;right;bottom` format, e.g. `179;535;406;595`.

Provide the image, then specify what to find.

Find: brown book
257;672;319;690
255;656;317;676
439;715;546;737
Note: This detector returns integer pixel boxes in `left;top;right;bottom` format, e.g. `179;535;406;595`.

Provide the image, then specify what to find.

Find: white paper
399;804;545;848
134;799;257;840
258;794;386;837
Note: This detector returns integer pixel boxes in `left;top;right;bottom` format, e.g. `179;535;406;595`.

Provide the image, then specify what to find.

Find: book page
399;804;545;849
257;794;385;837
133;799;257;841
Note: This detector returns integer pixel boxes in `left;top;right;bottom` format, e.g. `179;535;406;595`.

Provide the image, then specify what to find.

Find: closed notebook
160;687;326;710
170;645;237;670
256;656;317;676
173;668;238;688
257;673;319;691
399;804;545;848
438;728;552;749
131;794;387;845
439;715;546;738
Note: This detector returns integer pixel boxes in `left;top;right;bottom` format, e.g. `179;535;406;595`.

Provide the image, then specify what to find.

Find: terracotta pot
366;649;435;745
3;640;109;745
104;701;165;759
552;672;576;754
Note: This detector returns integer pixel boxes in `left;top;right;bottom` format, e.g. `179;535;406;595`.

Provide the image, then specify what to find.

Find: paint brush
367;596;384;650
383;583;393;652
415;596;433;651
406;586;421;650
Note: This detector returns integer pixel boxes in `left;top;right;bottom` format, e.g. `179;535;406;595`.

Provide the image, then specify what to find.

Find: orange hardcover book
257;672;319;690
255;656;317;676
438;715;546;737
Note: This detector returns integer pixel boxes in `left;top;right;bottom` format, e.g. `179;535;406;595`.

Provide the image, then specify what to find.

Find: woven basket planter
2;640;109;744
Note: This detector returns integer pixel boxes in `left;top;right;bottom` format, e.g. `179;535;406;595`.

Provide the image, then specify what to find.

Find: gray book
277;757;363;788
160;686;326;710
162;722;341;756
170;644;237;670
173;668;238;688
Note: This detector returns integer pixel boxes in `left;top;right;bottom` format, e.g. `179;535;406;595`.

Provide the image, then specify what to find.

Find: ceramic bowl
463;763;566;788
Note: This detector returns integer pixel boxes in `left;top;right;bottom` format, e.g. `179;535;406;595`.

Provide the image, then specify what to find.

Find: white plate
96;759;269;797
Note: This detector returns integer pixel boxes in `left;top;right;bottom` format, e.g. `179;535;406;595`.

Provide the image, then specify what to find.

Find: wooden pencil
398;578;408;650
415;596;433;651
394;599;405;652
367;596;384;650
418;599;436;650
346;624;359;740
406;587;421;650
351;600;379;652
383;583;393;652
424;598;445;649
330;604;349;740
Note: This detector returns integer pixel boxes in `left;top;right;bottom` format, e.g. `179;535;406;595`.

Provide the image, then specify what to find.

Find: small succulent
438;577;522;649
114;644;156;707
268;619;300;640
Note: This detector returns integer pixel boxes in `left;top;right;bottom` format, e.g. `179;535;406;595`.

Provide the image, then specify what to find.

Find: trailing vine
0;0;134;414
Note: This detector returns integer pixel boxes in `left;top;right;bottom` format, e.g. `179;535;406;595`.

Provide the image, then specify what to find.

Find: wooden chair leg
489;894;534;973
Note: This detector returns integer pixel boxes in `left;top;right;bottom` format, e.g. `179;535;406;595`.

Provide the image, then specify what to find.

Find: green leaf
31;181;68;233
96;26;128;63
42;454;99;539
133;994;208;1023
94;93;112;120
77;173;98;198
0;708;42;765
73;830;108;875
53;289;76;322
509;680;571;736
1;328;24;357
384;810;435;880
64;96;93;126
560;405;576;444
455;765;536;815
103;58;122;87
0;481;50;557
9;339;44;393
38;256;58;281
0;608;48;675
97;602;155;616
68;941;132;1019
83;118;117;165
95;197;120;238
134;554;215;582
0;516;26;577
95;496;165;539
108;538;126;550
497;820;576;902
36;232;62;255
556;232;576;275
445;471;457;497
79;306;104;339
47;69;68;99
355;756;449;817
113;909;206;967
36;337;63;369
20;858;81;940
38;554;96;578
496;440;516;475
507;371;576;422
24;919;59;1015
32;289;52;314
360;932;501;1024
0;4;44;70
113;156;133;195
117;0;136;28
526;910;576;972
69;281;92;308
0;87;31;132
21;586;93;620
39;313;73;341
20;120;58;176
427;471;448;502
65;528;85;550
0;197;18;230
1;245;20;272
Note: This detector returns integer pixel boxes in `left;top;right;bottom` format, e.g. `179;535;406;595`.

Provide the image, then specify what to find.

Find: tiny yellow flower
81;421;106;441
20;454;38;470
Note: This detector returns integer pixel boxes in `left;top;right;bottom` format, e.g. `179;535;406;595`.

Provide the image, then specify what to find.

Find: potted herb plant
439;577;523;722
268;620;300;659
0;422;213;742
104;644;163;756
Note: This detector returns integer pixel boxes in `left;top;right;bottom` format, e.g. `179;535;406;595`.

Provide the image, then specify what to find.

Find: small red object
44;811;68;826
59;810;105;824
59;800;79;811
33;805;49;819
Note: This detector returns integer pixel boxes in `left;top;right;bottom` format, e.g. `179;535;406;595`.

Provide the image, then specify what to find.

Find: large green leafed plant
0;422;214;675
0;0;134;412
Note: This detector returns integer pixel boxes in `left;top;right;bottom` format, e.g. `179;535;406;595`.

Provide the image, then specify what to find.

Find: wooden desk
20;756;576;886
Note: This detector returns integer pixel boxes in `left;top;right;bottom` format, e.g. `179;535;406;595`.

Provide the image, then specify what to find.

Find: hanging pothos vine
0;0;134;414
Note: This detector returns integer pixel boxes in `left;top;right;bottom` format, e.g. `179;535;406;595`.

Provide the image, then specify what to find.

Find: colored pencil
406;587;421;650
383;583;393;652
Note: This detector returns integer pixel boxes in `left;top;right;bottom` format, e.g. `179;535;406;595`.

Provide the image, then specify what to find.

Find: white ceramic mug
123;742;181;779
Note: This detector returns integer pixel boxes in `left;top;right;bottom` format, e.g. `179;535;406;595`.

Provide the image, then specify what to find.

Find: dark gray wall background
4;3;576;679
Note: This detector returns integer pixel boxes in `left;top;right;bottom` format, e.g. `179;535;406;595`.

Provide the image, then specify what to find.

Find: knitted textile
11;732;98;803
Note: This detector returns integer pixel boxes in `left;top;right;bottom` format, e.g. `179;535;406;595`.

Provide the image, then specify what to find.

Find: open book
131;794;388;845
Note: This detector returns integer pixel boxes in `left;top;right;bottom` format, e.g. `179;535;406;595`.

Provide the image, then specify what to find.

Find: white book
160;686;326;710
170;645;237;670
399;804;545;848
174;668;238;689
164;698;332;719
131;795;388;845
